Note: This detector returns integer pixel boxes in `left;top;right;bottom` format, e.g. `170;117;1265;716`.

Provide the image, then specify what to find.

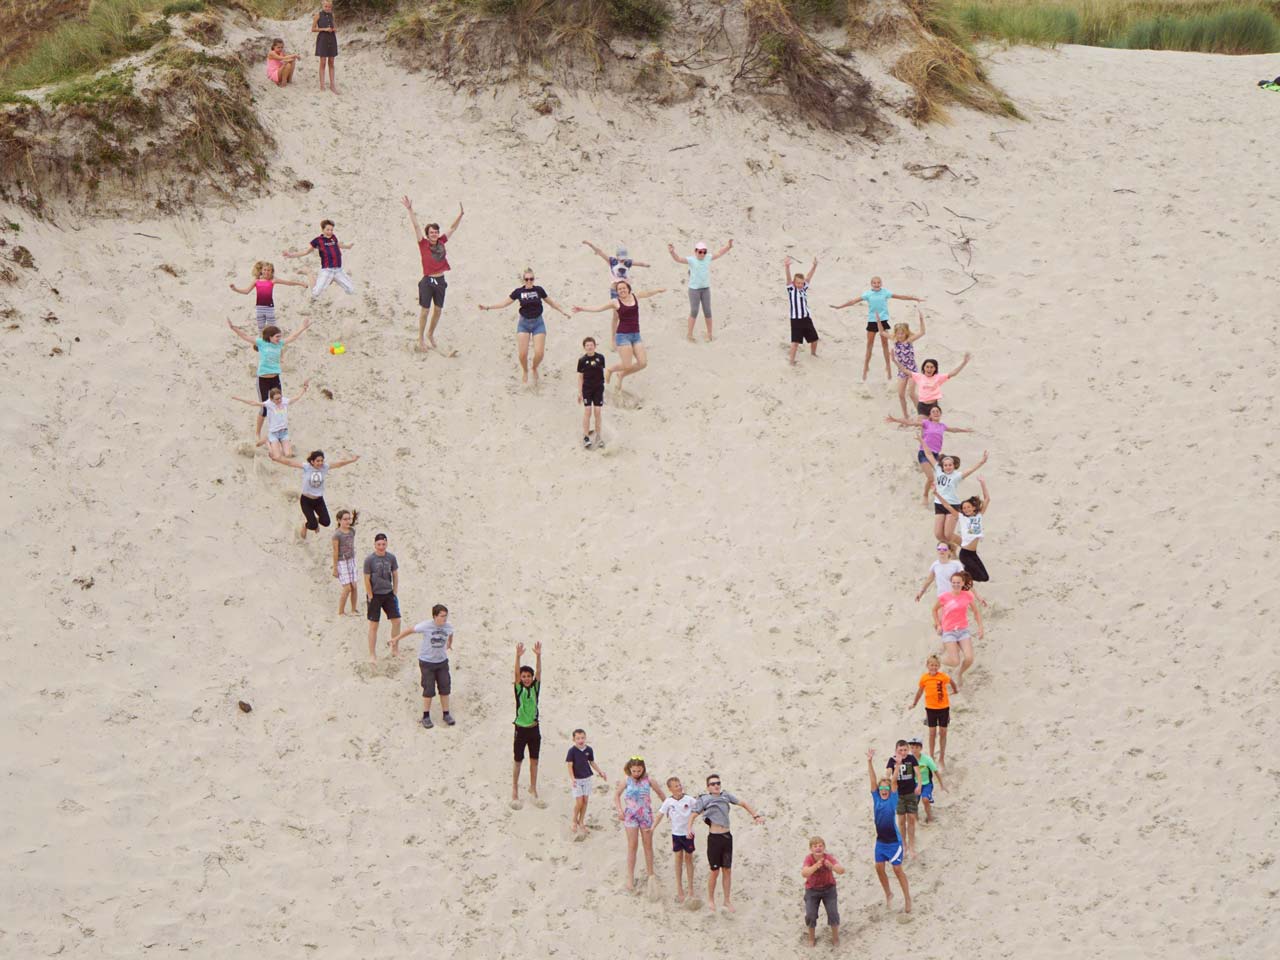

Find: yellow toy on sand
329;342;345;355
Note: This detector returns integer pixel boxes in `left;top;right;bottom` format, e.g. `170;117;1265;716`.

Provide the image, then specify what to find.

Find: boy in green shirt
909;738;944;824
512;642;543;808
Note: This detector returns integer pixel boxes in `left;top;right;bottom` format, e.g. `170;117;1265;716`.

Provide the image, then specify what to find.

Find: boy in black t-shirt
886;739;922;859
576;336;607;449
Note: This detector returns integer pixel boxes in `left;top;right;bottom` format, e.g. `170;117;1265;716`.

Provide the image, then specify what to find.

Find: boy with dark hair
577;336;606;449
282;219;355;298
565;727;607;837
886;739;921;859
391;604;455;729
362;533;400;663
909;738;943;824
512;642;543;808
687;773;766;913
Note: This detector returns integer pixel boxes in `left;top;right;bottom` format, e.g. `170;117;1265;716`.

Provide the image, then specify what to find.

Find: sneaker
583;434;593;449
421;715;434;729
443;711;456;726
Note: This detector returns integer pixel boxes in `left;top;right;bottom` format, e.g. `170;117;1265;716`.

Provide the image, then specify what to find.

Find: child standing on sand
687;774;766;913
391;604;458;729
909;738;943;824
909;653;958;768
312;2;339;93
330;508;359;616
654;777;698;903
283;220;355;298
801;836;845;947
667;238;733;341
830;276;924;381
565;728;607;838
577;336;606;449
784;255;820;365
229;261;309;332
512;642;543;807
886;739;922;860
614;757;666;894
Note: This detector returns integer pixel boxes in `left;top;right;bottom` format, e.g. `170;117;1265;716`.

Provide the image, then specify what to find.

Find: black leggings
959;547;989;582
258;375;281;416
300;495;330;531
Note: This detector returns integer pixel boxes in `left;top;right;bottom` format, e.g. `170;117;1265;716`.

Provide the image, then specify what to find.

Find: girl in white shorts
331;509;359;616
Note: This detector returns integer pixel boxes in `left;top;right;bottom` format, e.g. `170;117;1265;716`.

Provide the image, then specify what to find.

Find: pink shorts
266;59;282;82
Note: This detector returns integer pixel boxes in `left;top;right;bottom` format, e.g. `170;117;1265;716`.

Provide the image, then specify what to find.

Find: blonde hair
521;265;534;279
926;654;941;669
808;836;826;847
252;260;274;279
892;322;911;341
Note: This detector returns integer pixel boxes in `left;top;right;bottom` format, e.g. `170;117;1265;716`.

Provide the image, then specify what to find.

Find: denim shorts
615;331;642;347
517;315;546;336
941;628;970;644
269;427;289;444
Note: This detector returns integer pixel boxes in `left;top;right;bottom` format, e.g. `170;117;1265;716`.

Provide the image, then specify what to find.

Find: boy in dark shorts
362;533;400;663
391;603;455;729
687;774;766;913
886;739;921;859
655;777;697;902
867;749;911;913
512;641;543;807
577;336;606;449
784;255;819;365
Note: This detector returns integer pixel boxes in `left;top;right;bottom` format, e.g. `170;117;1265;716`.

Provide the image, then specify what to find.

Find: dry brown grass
738;0;882;135
891;29;1018;120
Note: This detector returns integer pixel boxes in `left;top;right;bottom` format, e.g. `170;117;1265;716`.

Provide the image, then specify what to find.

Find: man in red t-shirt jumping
401;195;463;352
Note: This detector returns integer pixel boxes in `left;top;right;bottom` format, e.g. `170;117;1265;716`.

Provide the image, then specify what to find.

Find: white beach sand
1;20;1277;959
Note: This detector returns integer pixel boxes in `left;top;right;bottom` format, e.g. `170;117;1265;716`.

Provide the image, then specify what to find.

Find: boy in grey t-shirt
392;603;455;728
687;774;766;913
362;533;401;663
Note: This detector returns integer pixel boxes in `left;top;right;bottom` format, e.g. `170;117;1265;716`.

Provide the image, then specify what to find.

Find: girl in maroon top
571;280;666;393
229;261;310;332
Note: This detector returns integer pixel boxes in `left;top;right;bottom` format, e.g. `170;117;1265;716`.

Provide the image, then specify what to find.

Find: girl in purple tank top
571;279;667;394
884;404;975;507
229;260;310;332
891;308;928;418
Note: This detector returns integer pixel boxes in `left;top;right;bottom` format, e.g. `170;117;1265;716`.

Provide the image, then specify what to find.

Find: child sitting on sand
266;39;299;87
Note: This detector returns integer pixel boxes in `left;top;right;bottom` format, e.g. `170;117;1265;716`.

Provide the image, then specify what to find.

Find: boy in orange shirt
908;654;958;768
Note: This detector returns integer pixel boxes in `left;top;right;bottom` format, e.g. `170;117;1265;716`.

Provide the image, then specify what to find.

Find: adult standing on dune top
667;238;732;342
402;196;463;352
831;277;924;381
312;1;339;94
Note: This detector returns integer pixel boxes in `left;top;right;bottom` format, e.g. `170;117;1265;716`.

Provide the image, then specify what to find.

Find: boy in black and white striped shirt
785;255;820;365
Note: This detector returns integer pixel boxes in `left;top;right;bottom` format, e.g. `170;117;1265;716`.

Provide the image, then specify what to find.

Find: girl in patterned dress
891;307;927;418
613;757;667;893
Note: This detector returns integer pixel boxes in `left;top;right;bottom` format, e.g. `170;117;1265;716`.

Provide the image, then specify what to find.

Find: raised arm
830;296;862;310
947;352;971;379
911;307;927;341
634;288;667;299
631;260;651;268
533;641;542;682
921;443;940;468
290;379;311;403
229;282;253;295
330;453;360;470
783;256;792;287
582;240;610;263
276;278;309;289
866;749;878;791
885;414;922;428
805;257;818;283
890;292;924;303
932;484;959;514
227;319;256;344
712;238;734;260
960;450;988;481
892;352;913;375
271;456;304;469
513;643;524;684
282;318;312;345
666;243;685;264
448;203;464;235
401;195;422;243
281;245;310;259
230;394;263;406
977;476;991;512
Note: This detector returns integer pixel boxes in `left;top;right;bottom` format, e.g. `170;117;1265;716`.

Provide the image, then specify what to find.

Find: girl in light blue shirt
831;276;924;381
667;238;733;342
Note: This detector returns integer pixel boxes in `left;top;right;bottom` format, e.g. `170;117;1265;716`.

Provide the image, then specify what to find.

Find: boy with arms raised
512;642;543;808
866;749;911;913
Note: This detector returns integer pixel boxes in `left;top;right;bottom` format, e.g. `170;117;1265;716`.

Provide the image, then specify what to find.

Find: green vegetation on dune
945;0;1280;52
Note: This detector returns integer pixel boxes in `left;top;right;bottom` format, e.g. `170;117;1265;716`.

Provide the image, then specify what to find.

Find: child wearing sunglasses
687;774;765;912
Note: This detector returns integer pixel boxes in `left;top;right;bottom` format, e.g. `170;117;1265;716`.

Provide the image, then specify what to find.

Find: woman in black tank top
572;280;667;392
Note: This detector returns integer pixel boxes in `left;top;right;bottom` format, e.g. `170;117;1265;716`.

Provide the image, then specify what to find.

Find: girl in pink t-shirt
932;571;985;683
894;353;971;416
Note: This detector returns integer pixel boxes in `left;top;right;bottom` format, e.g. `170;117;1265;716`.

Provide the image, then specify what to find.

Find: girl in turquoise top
831;276;924;382
613;757;667;894
666;238;733;342
228;317;312;443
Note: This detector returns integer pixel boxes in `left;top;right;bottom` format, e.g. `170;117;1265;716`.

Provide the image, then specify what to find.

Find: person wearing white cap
581;240;649;301
667;238;733;342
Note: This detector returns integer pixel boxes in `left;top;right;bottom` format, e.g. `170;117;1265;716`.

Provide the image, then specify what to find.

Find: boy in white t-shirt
655;776;698;903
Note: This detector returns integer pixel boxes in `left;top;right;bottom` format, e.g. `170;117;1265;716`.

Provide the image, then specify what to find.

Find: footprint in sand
531;798;548;809
509;799;523;811
236;442;257;459
571;831;587;843
683;898;703;912
646;876;659;901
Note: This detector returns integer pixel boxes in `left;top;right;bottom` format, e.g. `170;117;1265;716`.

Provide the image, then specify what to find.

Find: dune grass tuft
946;0;1280;53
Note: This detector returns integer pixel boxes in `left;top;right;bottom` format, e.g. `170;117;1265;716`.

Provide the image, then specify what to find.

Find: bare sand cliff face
0;11;1276;959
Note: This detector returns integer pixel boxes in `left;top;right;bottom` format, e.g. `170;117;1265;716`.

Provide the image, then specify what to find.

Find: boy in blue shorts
909;738;944;824
655;777;698;903
866;749;911;913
